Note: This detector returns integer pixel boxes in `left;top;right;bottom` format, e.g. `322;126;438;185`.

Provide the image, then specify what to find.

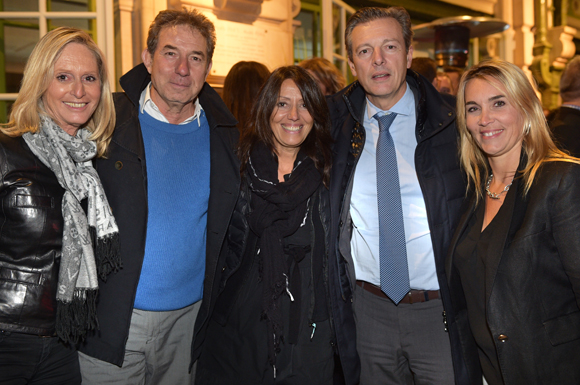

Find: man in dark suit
550;56;580;157
327;6;474;385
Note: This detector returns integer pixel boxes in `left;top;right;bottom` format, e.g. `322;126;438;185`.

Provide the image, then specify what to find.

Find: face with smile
464;77;524;164
270;79;314;157
142;24;212;122
348;17;413;111
42;43;101;136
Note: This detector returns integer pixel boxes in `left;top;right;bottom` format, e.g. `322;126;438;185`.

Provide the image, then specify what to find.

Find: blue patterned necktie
375;112;410;304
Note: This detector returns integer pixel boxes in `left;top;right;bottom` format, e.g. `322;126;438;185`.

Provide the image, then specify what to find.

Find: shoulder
199;83;237;130
532;160;580;196
327;82;365;119
0;131;27;158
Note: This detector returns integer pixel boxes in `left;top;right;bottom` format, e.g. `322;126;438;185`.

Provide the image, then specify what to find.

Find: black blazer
446;161;580;385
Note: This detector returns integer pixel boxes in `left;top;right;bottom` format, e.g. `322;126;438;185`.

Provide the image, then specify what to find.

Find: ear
348;58;358;78
407;45;414;69
204;61;213;81
142;49;153;74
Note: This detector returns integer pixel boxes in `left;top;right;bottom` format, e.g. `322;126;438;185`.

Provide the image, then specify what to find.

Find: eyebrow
355;38;400;52
465;94;505;105
161;44;206;58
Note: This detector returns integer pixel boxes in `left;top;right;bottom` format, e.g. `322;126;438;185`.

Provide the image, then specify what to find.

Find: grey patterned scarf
23;116;121;344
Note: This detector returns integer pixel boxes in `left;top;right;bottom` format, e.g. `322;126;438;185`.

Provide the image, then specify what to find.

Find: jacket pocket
543;310;580;346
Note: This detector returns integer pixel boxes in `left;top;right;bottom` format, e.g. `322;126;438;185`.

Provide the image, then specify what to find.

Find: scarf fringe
90;226;122;281
55;289;98;345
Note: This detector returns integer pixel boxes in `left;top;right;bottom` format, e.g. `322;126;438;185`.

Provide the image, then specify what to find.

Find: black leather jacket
0;132;65;336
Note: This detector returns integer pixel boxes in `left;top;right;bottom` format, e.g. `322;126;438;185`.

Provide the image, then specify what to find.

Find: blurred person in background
443;66;463;96
223;61;270;133
299;57;346;95
433;71;454;95
549;56;580;157
410;57;437;83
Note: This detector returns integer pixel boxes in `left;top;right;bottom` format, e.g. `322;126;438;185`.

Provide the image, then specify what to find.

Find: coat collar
112;64;237;158
118;63;237;131
341;69;456;143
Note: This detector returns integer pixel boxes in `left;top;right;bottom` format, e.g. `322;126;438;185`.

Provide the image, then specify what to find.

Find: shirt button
115;161;123;170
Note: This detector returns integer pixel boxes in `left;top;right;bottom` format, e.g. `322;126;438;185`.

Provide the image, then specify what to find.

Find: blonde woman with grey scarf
0;27;120;384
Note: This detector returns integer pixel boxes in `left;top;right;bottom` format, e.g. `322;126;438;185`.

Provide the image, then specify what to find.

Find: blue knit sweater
134;110;210;311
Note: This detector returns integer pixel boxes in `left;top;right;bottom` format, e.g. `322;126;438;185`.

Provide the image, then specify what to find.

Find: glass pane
1;101;14;123
294;10;315;63
47;0;93;12
332;3;341;55
0;0;39;12
48;18;95;40
0;19;39;94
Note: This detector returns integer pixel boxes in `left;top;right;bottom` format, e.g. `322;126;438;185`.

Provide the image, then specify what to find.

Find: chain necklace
485;174;513;200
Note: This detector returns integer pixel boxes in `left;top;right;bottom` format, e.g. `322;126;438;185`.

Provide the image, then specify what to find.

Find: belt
356;280;439;304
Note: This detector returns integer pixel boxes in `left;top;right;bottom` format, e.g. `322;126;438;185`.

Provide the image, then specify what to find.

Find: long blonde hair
2;27;115;157
456;59;578;201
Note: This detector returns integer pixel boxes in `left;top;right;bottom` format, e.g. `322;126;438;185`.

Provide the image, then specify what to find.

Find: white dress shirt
139;82;203;125
350;84;439;291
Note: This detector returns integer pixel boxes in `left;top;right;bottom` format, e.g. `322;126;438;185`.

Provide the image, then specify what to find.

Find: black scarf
246;143;322;369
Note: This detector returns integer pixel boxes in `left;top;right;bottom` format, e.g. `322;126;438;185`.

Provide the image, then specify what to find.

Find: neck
488;154;520;185
276;147;299;182
367;82;407;111
151;89;196;125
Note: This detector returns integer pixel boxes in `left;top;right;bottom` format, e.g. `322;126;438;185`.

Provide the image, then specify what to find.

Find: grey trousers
79;301;201;385
354;284;455;385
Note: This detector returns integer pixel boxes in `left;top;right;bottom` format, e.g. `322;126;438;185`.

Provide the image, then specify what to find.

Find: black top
454;199;508;385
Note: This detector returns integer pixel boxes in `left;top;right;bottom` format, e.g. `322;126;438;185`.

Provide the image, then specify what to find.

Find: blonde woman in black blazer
445;59;580;385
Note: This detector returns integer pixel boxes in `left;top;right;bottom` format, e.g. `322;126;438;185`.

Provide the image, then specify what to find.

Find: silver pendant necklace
486;174;513;200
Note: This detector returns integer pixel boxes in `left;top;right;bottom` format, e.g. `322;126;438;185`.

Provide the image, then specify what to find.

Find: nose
176;56;190;76
372;49;385;66
288;104;299;120
71;79;85;99
478;107;493;126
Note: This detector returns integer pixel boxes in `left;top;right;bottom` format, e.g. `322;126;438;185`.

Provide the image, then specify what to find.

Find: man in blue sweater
78;9;240;384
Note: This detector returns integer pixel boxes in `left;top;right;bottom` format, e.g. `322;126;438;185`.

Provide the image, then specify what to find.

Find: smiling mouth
64;102;88;108
281;124;302;132
482;129;504;137
372;73;390;79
